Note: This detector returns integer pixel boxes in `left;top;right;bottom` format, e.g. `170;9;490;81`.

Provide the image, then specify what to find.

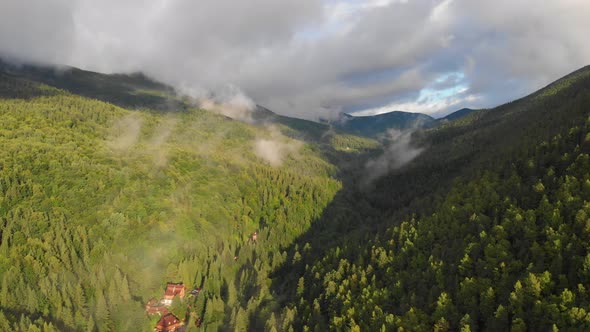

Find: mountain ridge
326;110;435;138
0;57;480;139
0;58;184;110
439;107;478;121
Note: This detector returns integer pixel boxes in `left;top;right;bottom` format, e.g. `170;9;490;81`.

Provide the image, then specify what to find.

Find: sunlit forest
0;69;378;331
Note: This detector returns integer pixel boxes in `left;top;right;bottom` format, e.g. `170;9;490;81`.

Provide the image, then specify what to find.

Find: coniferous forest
1;61;590;332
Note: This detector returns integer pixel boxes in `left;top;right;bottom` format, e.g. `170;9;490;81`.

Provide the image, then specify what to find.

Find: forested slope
268;66;590;331
0;70;378;331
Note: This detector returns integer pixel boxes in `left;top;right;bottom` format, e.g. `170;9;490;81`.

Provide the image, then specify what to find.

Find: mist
253;126;302;167
363;129;424;185
108;114;143;152
148;117;178;168
191;85;257;123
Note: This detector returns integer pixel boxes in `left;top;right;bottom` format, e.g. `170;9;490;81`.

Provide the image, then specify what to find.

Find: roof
164;283;185;299
146;305;168;315
155;313;183;331
145;299;169;315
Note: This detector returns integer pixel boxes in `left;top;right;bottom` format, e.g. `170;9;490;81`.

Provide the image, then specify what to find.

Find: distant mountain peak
328;110;434;138
440;107;478;122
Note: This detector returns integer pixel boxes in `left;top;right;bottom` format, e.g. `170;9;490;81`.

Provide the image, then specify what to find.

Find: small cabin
162;283;185;306
155;313;184;332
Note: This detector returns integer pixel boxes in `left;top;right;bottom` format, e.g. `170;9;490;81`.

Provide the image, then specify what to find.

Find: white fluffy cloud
1;0;589;118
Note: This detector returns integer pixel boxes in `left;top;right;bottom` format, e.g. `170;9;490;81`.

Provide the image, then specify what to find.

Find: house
155;313;184;332
145;299;169;316
162;283;185;306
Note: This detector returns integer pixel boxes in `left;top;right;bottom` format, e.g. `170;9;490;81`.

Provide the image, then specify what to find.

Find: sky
1;0;589;119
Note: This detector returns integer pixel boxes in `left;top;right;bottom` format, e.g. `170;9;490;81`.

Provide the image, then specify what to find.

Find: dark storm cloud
1;0;589;118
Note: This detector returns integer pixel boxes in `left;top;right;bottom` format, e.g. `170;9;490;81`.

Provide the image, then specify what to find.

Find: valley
1;62;590;331
2;1;590;331
0;64;376;331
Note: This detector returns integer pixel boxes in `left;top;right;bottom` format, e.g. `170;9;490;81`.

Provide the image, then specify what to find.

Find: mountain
439;107;478;122
253;105;332;141
328;110;435;138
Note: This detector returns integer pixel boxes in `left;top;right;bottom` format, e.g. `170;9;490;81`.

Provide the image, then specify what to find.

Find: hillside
328;111;435;138
0;64;378;331
267;65;590;330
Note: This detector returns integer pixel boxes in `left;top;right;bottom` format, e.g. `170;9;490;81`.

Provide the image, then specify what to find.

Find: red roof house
162;283;185;306
155;313;184;332
145;299;169;316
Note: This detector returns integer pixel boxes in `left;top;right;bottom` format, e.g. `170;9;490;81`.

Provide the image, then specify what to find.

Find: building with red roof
154;313;184;332
162;283;185;306
145;299;169;316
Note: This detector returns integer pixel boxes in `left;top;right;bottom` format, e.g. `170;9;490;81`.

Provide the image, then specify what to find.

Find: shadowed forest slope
262;65;590;331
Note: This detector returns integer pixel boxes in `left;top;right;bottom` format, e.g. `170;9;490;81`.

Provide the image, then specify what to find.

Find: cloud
188;85;257;123
363;129;424;185
148;117;178;168
1;0;589;119
253;127;302;167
